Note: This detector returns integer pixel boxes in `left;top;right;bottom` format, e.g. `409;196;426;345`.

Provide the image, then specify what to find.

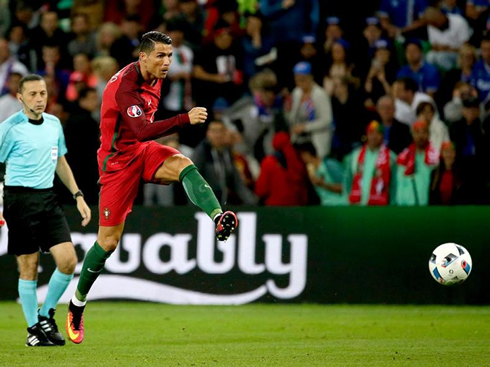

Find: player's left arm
55;156;91;227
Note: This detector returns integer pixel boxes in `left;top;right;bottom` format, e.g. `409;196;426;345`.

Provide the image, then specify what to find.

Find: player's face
141;43;173;79
18;80;48;115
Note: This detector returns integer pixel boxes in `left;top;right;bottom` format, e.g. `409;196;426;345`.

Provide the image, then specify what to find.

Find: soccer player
0;74;92;346
66;31;238;344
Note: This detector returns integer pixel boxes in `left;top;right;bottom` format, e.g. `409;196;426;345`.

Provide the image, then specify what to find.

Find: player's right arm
115;82;207;141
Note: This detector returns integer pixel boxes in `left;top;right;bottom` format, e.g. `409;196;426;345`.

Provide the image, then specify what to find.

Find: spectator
67;13;98;58
429;141;465;205
91;56;119;101
375;95;412;154
95;22;122;57
204;0;243;44
466;0;489;45
0;72;22;122
344;121;397;206
221;69;287;164
323;39;355;97
440;0;464;15
378;0;428;39
192;120;257;205
179;0;205;49
323;16;344;57
192;21;245;110
437;43;477;109
110;15;142;67
30;11;70;70
288;61;333;159
396;120;439;206
364;39;398;109
299;35;322;85
241;12;274;84
396;39;440;97
65;53;98;102
331;75;367;160
7;24;31;70
37;44;71;96
255;131;308;206
415;101;449;152
393;77;434;125
0;38;28;96
297;142;345;206
261;0;320;89
63;87;100;205
424;6;471;72
471;34;490;102
449;96;490;203
443;82;478;124
160;18;194;117
356;17;384;78
104;0;154;30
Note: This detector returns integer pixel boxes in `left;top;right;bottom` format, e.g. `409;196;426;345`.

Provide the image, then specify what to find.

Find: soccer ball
428;243;472;286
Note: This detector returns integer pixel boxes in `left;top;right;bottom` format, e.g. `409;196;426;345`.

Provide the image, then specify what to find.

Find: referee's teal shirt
0;110;68;189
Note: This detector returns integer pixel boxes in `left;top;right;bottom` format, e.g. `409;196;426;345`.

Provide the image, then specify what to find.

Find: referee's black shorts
3;186;72;256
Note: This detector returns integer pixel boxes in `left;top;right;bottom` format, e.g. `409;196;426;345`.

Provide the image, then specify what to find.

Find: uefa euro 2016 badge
104;207;111;220
127;105;142;118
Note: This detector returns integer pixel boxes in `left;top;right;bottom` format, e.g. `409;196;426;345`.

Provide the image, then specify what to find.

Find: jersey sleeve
115;79;190;141
0;123;15;163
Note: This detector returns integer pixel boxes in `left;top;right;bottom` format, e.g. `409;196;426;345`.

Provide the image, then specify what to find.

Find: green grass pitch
1;302;489;366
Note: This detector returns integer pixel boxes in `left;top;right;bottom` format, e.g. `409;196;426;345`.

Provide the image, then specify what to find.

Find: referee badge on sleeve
51;147;58;161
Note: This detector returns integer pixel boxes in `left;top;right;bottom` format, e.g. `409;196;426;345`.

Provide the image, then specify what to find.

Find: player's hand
188;107;208;125
76;198;92;227
0;212;5;227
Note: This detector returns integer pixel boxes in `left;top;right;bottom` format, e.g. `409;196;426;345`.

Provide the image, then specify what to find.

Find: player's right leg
67;223;124;344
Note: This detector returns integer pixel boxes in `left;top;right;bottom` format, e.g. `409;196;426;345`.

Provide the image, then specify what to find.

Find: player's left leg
38;242;77;346
152;154;238;241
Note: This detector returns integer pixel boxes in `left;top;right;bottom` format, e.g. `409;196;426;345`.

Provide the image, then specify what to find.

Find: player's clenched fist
188;107;208;125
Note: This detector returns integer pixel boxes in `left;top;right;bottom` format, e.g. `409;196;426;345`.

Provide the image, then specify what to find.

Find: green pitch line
0;303;489;367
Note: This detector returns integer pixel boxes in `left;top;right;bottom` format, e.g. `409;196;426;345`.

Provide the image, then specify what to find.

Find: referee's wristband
73;190;84;200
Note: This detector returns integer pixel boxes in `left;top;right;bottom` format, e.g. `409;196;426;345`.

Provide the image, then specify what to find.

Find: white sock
71;295;87;307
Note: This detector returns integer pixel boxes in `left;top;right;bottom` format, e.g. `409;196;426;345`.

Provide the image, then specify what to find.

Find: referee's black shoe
38;308;65;346
26;323;55;347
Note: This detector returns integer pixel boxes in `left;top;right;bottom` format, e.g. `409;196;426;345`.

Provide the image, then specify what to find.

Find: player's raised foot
38;308;65;346
215;211;238;242
66;301;85;344
26;323;55;347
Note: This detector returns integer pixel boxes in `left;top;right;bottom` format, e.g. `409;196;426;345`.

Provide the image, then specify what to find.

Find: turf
0;303;489;367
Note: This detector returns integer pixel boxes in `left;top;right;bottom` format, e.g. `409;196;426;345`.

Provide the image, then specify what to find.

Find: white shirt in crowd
395;92;435;125
428;13;471;50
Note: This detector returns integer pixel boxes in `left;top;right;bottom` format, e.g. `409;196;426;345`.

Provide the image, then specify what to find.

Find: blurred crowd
0;0;489;207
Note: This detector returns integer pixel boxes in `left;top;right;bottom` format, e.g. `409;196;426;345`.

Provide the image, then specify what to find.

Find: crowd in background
0;0;489;207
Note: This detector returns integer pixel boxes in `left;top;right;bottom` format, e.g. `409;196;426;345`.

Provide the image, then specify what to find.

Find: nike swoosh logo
87;268;102;273
204;184;211;189
66;316;80;340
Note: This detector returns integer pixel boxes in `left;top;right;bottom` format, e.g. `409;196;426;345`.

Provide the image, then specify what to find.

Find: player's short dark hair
397;77;418;93
140;31;172;54
19;74;44;93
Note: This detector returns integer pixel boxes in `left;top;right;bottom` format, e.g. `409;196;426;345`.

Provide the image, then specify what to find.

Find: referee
0;74;91;346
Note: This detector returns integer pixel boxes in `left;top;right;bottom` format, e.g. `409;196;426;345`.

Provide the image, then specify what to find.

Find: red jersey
98;61;190;173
